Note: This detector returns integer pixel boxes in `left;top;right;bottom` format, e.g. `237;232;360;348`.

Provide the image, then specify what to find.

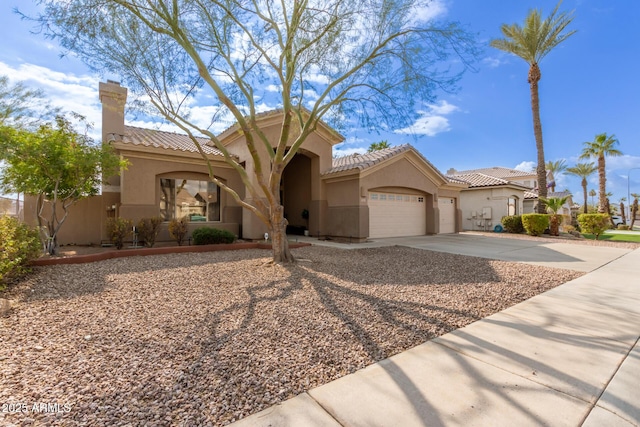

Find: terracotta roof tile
109;126;225;156
452;166;535;179
325;144;444;177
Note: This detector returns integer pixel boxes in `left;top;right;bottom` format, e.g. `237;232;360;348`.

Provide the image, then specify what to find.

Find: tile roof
109;126;225;156
451;166;535;179
447;172;530;189
524;190;573;200
325;144;446;179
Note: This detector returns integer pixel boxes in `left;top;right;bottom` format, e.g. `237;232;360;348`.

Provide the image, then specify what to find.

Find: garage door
369;192;426;238
438;197;456;234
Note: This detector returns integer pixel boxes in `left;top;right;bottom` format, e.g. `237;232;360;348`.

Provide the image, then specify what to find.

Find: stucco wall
116;152;243;226
459;187;525;231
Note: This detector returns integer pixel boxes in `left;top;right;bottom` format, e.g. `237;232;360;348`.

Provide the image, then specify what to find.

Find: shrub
137;217;163;248
617;224;630;231
106;217;132;249
501;215;524;234
192;227;236;245
168;216;189;246
577;213;609;240
0;216;41;288
521;214;549;237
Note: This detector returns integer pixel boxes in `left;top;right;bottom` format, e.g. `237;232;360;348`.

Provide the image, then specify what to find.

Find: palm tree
619;197;627;224
566;162;596;214
579;133;623;213
545;159;567;192
491;2;576;213
540;195;570;236
631;193;639;229
589;189;596;211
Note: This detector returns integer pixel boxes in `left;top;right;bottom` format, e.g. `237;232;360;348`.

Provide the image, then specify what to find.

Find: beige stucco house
447;166;573;231
26;81;466;245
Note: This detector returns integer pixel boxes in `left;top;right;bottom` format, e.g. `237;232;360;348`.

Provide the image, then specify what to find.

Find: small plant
168;216;189;246
137;217;163;248
577;213;609;240
106;217;132;249
617;224;630;231
521;213;549;237
192;227;236;245
501;215;524;234
0;216;41;288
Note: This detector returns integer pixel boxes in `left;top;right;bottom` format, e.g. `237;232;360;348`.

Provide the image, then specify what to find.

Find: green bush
106;217;132;249
168;216;189;246
521;213;549;236
192;227;236;245
0;216;41;288
501;215;524;234
137;217;163;248
578;213;610;240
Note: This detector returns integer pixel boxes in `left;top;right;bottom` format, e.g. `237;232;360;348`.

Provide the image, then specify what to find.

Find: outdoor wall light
264;233;269;241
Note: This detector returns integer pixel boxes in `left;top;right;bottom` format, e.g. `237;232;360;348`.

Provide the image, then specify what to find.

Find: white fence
0;195;24;221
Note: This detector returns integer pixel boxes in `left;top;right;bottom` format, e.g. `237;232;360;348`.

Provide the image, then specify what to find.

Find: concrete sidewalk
231;246;640;426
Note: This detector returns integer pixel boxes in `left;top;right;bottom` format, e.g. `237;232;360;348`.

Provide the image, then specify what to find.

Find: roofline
216;108;345;147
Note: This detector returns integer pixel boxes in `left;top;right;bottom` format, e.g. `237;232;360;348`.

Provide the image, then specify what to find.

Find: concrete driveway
298;232;633;272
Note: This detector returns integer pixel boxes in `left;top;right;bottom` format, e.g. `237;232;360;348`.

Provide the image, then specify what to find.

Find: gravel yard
1;246;583;426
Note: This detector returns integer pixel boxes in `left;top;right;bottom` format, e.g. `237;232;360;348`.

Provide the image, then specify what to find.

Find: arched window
160;178;221;222
508;196;518;216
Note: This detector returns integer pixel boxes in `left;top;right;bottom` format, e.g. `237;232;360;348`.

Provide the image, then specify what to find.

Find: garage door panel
369;192;426;238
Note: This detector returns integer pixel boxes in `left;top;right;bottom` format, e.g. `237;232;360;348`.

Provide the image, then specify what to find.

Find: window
160;178;221;221
508;197;518;216
380;194;387;201
388;195;395;201
418;196;424;203
370;193;378;200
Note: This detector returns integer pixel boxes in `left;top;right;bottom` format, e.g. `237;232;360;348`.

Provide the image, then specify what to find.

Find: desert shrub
106;217;132;249
617;224;630;230
577;213;609;240
137;217;163;248
521;214;549;237
168;216;189;246
0;216;41;288
563;224;576;234
501;215;524;234
192;227;236;245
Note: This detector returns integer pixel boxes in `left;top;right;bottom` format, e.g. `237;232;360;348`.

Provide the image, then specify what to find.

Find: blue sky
1;0;639;206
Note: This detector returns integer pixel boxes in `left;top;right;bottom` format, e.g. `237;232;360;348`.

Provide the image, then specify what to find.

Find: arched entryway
282;153;313;234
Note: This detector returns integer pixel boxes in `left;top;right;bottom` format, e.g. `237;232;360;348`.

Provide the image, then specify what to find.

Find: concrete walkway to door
230;236;640;427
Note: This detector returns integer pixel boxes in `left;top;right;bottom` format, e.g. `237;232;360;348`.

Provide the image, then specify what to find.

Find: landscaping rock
0;246;583;426
0;298;11;317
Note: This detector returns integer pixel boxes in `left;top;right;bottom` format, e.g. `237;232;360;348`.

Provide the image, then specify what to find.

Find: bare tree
32;0;478;262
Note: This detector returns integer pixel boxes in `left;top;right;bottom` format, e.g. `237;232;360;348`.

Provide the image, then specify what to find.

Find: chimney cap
106;79;121;85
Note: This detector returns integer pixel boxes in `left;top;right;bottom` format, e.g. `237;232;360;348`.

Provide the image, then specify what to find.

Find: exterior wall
117;151;243;233
324;177;367;240
223;120;335;240
459;187;525;231
24;193;119;246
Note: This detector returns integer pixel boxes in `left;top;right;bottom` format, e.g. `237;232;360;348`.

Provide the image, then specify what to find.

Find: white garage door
369;192;426;238
438;197;456;234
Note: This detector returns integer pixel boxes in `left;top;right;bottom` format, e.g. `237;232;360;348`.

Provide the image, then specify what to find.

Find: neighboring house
447;165;573;231
445;170;530;231
25;81;466;245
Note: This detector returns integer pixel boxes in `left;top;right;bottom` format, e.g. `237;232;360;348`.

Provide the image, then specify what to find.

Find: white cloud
333;147;366;156
410;0;448;24
482;56;504;69
514;161;536;172
394;100;459;136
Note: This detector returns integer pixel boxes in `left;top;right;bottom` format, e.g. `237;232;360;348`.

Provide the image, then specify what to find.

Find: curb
31;242;312;266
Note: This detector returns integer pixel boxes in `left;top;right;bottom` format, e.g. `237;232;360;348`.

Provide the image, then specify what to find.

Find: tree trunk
270;204;295;263
598;155;606;213
528;62;547;213
581;178;588;214
549;214;559;236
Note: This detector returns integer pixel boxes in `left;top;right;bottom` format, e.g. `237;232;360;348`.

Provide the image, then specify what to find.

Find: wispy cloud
514;161;536;172
395;100;459;136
